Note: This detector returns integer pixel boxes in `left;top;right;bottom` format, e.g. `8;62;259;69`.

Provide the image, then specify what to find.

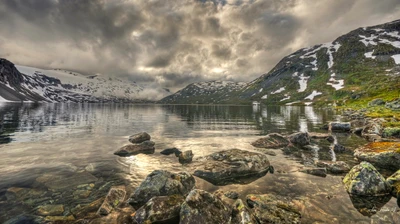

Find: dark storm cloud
0;0;400;92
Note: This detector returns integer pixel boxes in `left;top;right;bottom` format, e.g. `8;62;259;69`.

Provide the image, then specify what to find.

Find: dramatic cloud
0;0;399;92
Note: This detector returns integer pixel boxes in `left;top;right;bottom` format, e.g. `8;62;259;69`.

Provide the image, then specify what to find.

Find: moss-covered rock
97;186;126;216
193;149;271;185
343;161;390;196
231;199;257;224
178;150;193;164
382;127;400;138
246;194;301;224
133;195;184;224
129;170;195;209
354;142;400;170
180;189;232;224
251;133;289;149
315;160;350;174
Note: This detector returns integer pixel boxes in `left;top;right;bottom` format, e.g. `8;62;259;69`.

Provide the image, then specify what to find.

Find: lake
0;102;398;223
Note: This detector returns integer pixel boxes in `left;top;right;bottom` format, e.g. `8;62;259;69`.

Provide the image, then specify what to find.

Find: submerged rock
251;133;289;149
386;170;400;197
354;142;400;170
178;150;194;164
44;172;98;190
114;141;155;157
133;194;184;224
315;160;350;174
90;206;135;224
71;197;105;219
343;162;390;196
160;147;181;156
329;122;351;132
246;194;301;224
97;186;127;216
193;149;271;185
36;204;64;216
129;170;195;209
129;132;151;144
180;189;232;224
288;132;310;147
299;168;327;177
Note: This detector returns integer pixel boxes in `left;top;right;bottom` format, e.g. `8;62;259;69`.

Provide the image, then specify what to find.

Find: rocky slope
159;81;246;104
0;59;170;103
161;19;400;105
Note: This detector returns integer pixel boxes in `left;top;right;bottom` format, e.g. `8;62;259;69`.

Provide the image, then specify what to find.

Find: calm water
0;102;398;223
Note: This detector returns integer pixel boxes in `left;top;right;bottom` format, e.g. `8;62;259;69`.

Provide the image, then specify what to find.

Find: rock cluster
114;132;155;157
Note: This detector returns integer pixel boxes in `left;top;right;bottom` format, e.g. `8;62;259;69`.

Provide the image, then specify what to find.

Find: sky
1;0;400;92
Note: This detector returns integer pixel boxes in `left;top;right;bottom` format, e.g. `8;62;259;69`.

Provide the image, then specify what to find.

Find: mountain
159;81;246;104
0;59;170;103
161;19;400;106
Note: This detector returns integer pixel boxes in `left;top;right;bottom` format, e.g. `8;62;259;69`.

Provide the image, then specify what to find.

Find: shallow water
0;102;398;223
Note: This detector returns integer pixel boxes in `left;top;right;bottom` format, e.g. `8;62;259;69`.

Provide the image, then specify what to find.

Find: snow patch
271;87;285;94
304;90;322;100
285;101;300;105
280;95;291;102
326;73;344;90
392;54;400;64
364;51;376;59
0;95;12;102
297;73;309;92
261;95;268;99
359;34;378;46
259;88;263;93
304;102;313;106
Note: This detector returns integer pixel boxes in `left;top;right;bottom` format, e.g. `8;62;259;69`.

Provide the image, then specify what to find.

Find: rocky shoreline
4;110;400;224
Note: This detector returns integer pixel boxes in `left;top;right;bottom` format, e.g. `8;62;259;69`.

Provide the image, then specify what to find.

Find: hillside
159;81;246;104
161;19;400;106
0;59;170;103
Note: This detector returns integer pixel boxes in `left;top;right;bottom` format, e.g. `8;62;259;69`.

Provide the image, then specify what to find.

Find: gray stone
133;195;184;224
160;147;181;156
329;122;351;132
179;150;193;164
129;170;195;209
300;168;327;177
251;133;289;149
224;190;239;199
288;132;310;147
246;194;301;224
368;98;385;107
386;98;400;110
193;149;271;185
129;132;151;143
97;186;127;216
114;141;155;157
332;144;347;153
343;162;390;196
315;160;350;174
180;189;232;224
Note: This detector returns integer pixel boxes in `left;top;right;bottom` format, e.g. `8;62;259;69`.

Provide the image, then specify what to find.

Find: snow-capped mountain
159;81;246;104
237;19;400;105
161;19;400;105
0;59;170;103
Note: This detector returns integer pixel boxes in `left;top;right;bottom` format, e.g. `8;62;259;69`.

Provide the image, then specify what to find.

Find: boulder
97;186;127;216
386;98;400;110
315;161;350;174
368;98;385;107
129;132;151;144
386;170;400;197
246;194;301;224
251;133;289;149
132;195;184;224
180;189;232;224
329;122;351;132
288;132;310;147
193;149;271;185
160;147;181;156
354;142;400;170
362;119;384;137
343;161;390;196
178;150;193;164
129;170;195;209
231;199;256;224
299;168;327;177
114;141;155;157
332;144;347;153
